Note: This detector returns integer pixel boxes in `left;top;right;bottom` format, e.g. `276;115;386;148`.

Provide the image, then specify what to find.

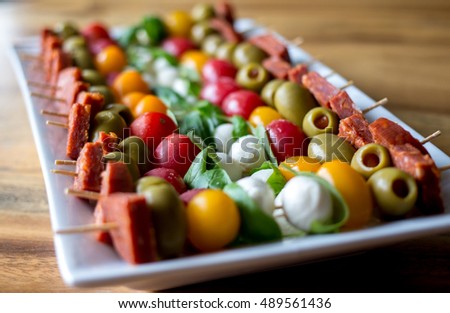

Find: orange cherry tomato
95;45;127;75
133;95;167;117
186;190;240;252
180;50;209;74
112;70;149;98
164;11;193;38
279;156;321;181
316;160;373;230
248;106;283;127
121;91;147;112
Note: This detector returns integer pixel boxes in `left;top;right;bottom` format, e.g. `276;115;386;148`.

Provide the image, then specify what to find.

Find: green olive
308;133;356;163
72;47;94;70
89;85;115;105
103;151;140;183
81;69;106;86
302;107;339;137
118;136;152;175
368;167;418;217
104;103;134;125
190;21;217;45
201;34;225;56
215;42;237;62
191;3;215;22
351;143;392;179
235;63;270;92
273;81;317;126
63;35;86;54
54;22;79;40
261;79;285;107
232;42;267;68
137;176;186;259
89;111;127;142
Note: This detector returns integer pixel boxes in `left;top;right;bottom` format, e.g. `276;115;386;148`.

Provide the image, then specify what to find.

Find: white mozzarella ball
172;77;190;97
216;152;243;181
153;57;172;71
281;176;333;232
229;135;266;172
251;169;273;183
236;177;275;216
273;208;306;237
156;67;178;87
214;123;234;153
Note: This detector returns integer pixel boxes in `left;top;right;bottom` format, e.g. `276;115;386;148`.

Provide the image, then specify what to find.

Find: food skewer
46;120;68;128
55;159;77;165
51;169;77;177
420;130;442;145
361;98;388;114
55;223;118;234
31;92;65;103
28;81;60;90
41;109;68;118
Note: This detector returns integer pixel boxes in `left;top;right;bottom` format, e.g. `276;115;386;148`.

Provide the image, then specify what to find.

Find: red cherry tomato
161;37;197;59
154;133;201;177
130;112;177;151
200;77;241;107
88;37;116;55
82;22;110;41
222;90;265;119
201;59;237;83
180;188;207;205
144;167;187;194
266;119;308;163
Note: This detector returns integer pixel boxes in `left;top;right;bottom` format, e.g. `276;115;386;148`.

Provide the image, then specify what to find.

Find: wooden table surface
1;0;449;292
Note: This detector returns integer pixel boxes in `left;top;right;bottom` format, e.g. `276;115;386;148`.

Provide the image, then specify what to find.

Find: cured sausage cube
66;103;91;160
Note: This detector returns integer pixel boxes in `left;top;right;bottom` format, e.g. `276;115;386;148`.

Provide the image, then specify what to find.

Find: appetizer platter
9;1;450;290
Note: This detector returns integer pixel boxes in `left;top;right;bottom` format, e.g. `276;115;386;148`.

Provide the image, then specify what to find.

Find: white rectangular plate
9;19;450;291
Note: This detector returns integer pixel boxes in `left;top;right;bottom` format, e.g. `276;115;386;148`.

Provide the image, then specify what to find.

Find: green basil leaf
154;86;192;120
184;147;209;188
179;67;201;83
141;16;167;46
252;124;277;166
179;110;212;144
231;116;249;140
280;165;349;234
251;161;286;196
224;183;282;244
118;26;139;47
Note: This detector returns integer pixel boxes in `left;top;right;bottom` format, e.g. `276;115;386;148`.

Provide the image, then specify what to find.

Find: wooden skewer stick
46;120;68;128
438;165;450;172
65;188;100;200
41;109;68;118
361;98;389;114
323;71;335;79
19;52;41;60
291;36;304;46
420;130;442;145
55;222;117;234
31;92;65;103
28;81;60;90
338;80;354;90
51;169;77;177
55;160;77;166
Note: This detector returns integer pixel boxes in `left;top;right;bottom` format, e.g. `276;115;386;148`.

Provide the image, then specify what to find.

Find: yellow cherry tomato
248;106;283;127
95;45;127;75
316;160;373;230
279;156;321;181
165;10;193;38
121;91;146;112
180;50;209;74
133;95;167;117
112;70;149;98
186;190;240;252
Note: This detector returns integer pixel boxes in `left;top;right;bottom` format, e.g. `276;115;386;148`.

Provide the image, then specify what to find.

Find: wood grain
0;0;449;292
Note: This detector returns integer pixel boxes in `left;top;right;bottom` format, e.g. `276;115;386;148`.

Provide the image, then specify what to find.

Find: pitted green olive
190;21;217;45
104;103;134;125
308;133;356;163
54;22;79;40
63;35;86;54
118;136;152;175
82;69;106;86
137;176;187;259
236;63;270;92
261;79;285;107
103;151;140;182
89;111;127;142
215;42;237;62
72;47;94;70
232;42;267;68
201;34;225;56
191;3;215;22
368;167;418;217
351;143;392;179
274;81;317;126
302;107;339;137
89;85;115;105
